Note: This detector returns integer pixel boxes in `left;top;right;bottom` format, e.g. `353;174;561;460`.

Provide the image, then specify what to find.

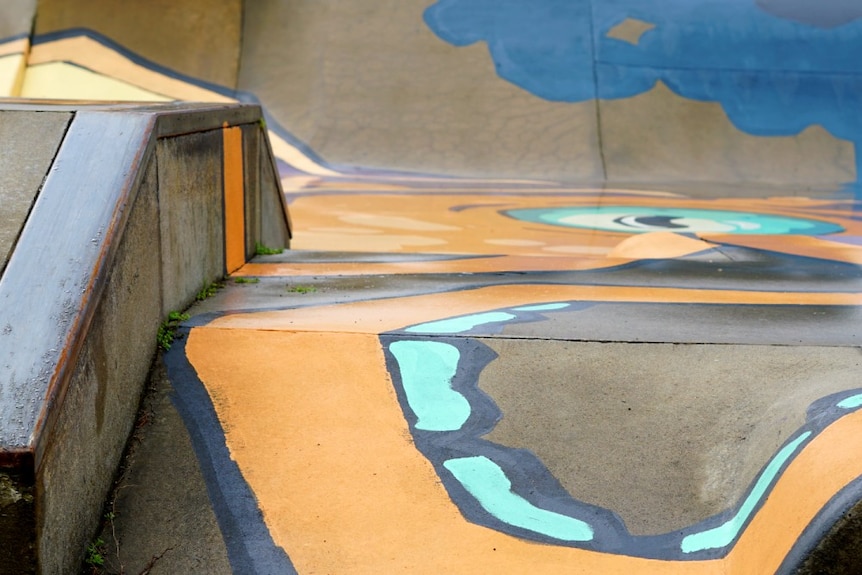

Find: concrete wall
37;156;162;573
0;102;290;574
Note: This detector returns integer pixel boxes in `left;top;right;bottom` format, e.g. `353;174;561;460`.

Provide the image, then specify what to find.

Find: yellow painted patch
0;54;26;97
21;62;172;101
606;18;656;45
22;34;335;177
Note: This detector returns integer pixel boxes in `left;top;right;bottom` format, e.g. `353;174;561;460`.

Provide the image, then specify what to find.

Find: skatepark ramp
0;101;289;574
2;1;862;574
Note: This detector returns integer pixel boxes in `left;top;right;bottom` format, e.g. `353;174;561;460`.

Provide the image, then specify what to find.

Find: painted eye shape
504;207;844;235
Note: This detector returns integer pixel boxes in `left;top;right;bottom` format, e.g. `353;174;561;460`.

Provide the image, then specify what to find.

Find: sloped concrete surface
0;111;70;270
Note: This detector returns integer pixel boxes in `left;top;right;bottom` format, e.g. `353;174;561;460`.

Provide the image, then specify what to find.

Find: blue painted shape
506;206;844;235
444;456;595;541
406;311;516;334
838;394;862;409
424;0;596;102
756;0;862;29
513;303;570;311
681;431;812;553
389;340;471;431
424;0;862;187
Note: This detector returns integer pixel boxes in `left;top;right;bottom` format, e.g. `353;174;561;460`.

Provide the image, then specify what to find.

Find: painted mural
4;1;862;572
425;0;862;190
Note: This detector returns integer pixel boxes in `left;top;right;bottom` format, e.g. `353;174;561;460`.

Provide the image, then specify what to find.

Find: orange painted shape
286;192;862;258
186;328;724;574
608;231;717;260
223;126;245;274
187;327;862;573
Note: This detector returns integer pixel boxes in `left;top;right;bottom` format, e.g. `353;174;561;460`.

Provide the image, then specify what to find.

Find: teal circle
505;206;844;235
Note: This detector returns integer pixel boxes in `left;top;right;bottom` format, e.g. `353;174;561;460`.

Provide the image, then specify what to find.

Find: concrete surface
236;0;604;181
0;111;70;269
97;360;232;575
34;0;242;89
0;1;35;40
38;155;162;574
156;131;226;314
479;340;862;535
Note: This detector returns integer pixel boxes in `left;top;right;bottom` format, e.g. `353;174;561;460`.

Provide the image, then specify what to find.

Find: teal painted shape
513;303;570;311
838;394;862;409
506;207;845;236
389;340;471;431
681;431;812;553
405;311;516;334
443;456;595;542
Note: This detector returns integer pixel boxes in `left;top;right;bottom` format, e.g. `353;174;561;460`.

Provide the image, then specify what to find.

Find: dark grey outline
381;305;862;562
164;331;298;575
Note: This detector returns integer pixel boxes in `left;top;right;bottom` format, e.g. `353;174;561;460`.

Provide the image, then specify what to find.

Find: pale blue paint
837;394;862;409
444;456;595;541
389;340;471;431
513;303;570;312
681;431;812;553
405;311;516;334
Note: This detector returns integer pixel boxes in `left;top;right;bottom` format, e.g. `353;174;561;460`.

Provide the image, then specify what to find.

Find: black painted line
164;332;298;575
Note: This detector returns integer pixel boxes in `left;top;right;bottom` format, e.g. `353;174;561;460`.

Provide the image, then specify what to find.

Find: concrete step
0;101;290;574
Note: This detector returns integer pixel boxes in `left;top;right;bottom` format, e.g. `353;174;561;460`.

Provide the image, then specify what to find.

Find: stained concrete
34;0;242;88
95;360;232;575
0;0;35;39
479;339;862;536
0;111;70;272
238;0;602;181
600;82;856;186
258;136;291;251
799;498;862;575
157;130;226;315
499;302;862;347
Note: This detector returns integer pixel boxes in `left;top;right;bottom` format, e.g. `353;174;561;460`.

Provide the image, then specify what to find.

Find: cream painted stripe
27;36;340;176
267;130;341;177
27;36;232;102
0;53;26;97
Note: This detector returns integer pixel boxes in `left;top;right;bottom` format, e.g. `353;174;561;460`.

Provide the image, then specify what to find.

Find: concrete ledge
0;101;290;574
